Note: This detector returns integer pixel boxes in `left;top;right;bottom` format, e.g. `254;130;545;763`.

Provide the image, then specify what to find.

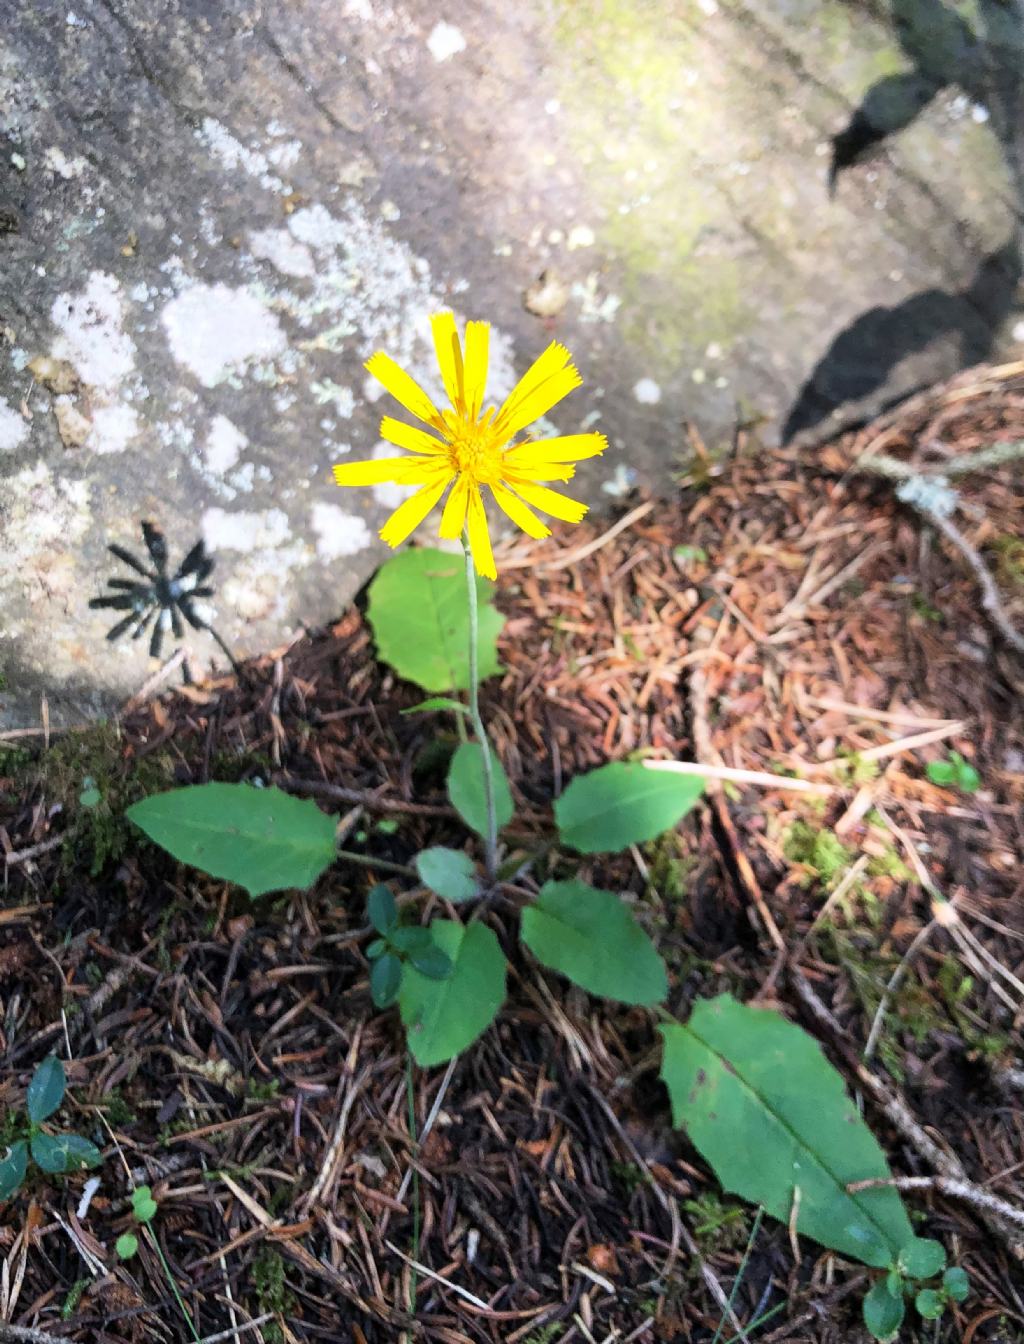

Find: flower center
442;411;505;484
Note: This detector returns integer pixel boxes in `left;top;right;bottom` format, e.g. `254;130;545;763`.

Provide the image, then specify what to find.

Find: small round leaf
915;1288;944;1320
370;953;403;1008
27;1056;66;1124
415;847;479;903
863;1280;906;1341
131;1185;158;1223
898;1237;946;1280
942;1266;969;1302
116;1232;140;1260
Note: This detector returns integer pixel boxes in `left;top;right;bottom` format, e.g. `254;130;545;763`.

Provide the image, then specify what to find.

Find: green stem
406;1055;420;1314
462;536;498;881
336;847;417;879
147;1226;202;1344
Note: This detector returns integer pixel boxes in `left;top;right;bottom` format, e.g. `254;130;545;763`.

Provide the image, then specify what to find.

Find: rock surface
1;0;1022;726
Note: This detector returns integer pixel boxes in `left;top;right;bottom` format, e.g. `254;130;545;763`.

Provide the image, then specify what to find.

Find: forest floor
1;360;1023;1344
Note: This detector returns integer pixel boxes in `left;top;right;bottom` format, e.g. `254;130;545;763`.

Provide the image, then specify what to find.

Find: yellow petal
505;479;588;524
430;312;464;411
496;367;583;439
466;484;496;580
380;416;447;455
334;456;439;487
497;341;572;421
439;473;471;538
504;432;607;466
491;482;550;539
501;460;576;483
379;470;452;547
463;321;490;420
365;352;439;425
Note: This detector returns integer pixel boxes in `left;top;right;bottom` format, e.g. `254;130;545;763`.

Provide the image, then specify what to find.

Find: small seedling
863;1238;969;1340
116;1184;160;1260
364;885;453;1008
0;1057;101;1200
926;751;980;793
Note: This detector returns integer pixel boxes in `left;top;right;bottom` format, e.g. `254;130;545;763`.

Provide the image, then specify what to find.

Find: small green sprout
926;751;980;793
0;1057;102;1202
364;885;453;1008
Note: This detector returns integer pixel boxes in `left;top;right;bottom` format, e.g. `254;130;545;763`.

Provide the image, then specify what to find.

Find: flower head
333;313;605;579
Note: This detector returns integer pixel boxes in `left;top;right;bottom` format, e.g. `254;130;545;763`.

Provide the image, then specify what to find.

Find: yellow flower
332;313;606;579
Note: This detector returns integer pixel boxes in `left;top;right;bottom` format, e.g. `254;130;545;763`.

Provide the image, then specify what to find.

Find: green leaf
410;946;454;980
898;1237;946;1280
520;880;668;1006
415;847;479;903
554;762;705;854
659;995;914;1268
399;921;506;1067
863;1280;905;1341
447;742;514;839
401;697;470;717
370;954;403;1009
131;1185;158;1223
367;884;398;935
30;1132;101;1174
367;548;504;693
366;938;387;960
116;1232;139;1260
390;926;434;956
27;1056;66;1124
79;777;102;808
0;1142;27;1201
942;1266;969;1302
915;1288;944;1320
926;752;980;793
126;784;338;899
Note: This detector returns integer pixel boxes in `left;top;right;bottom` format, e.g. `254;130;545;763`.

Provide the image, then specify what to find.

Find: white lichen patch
204;415;247;476
0;396;28;452
43;146;89;179
0;461;92;632
50;271;134;389
427;21;466;62
310;501;372;560
161;284;288;388
88;402;140;454
311;380;356;416
249;227;315;279
197;118;287;194
202;506;292;553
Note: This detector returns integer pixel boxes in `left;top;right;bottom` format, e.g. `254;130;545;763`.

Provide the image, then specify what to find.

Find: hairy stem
463;536;498;880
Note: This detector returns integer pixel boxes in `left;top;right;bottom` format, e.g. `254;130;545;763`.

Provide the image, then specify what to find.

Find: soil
1;360;1022;1344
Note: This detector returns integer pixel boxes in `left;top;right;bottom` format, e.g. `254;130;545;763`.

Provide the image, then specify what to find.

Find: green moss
250;1249;294;1342
683;1191;750;1252
783;820;854;889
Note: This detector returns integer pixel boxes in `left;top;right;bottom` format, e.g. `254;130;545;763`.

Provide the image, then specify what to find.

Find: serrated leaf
401;697;470;717
127;784;338;898
367;548;504;693
367;884;398;935
116;1232;139;1260
399;921;506;1067
0;1142;27;1201
370;954;403;1009
415;847;479;903
447;742;513;839
659;995;914;1268
27;1056;66;1124
30;1132;101;1174
863;1280;905;1340
521;880;667;1006
554;762;705;854
899;1237;945;1280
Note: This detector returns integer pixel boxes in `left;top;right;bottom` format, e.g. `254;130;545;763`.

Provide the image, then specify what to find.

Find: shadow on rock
785;0;1024;443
